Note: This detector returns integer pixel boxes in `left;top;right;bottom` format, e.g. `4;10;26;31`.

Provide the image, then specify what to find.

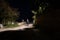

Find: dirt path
0;24;34;32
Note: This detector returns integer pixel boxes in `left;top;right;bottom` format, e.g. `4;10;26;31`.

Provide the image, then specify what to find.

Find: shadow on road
0;28;60;40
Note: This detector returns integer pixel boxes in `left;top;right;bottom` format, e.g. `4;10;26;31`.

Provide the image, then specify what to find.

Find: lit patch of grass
5;23;19;28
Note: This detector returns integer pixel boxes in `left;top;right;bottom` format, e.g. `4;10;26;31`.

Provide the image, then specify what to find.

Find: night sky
7;0;36;22
6;0;60;22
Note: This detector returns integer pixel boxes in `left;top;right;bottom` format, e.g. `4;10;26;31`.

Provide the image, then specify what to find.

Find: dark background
6;0;60;22
0;0;60;40
7;0;35;22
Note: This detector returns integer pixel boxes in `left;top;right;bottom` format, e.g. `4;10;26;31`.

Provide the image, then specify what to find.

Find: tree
32;2;48;25
0;0;20;25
